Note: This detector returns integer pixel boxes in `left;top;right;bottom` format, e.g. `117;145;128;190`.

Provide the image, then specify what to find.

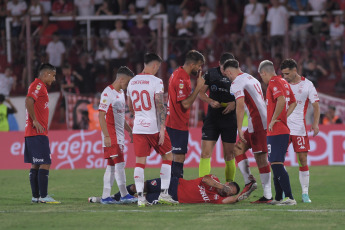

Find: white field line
0;209;345;214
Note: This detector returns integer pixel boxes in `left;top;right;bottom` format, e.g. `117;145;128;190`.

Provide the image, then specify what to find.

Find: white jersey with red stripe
98;85;126;147
127;74;164;134
287;77;319;136
230;73;267;133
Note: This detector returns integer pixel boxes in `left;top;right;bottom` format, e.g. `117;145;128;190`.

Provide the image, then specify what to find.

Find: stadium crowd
0;0;344;130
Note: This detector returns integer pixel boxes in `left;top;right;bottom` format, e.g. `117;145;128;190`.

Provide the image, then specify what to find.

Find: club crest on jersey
36;85;41;90
214;194;219;200
151;180;157;186
102;99;107;103
179;83;184;89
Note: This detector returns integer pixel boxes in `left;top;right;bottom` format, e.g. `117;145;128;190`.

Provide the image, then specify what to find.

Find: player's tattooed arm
155;92;166;128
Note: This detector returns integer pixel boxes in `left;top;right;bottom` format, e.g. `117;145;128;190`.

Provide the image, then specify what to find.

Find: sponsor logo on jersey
213;194;219;200
138;119;151;127
151;180;157;186
44;102;49;109
35;90;39;94
198;185;210;202
210;85;217;92
234;90;241;97
284;84;289;88
286;90;290;95
273;87;277;91
104;93;108;97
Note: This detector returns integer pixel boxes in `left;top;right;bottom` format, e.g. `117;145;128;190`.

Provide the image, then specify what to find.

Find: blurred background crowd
0;0;344;131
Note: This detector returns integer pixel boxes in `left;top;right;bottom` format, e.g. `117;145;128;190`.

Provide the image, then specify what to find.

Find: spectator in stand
266;0;289;56
326;15;344;79
302;59;327;87
94;41;110;75
174;7;193;56
108;20;130;80
19;0;43;40
0;0;6;50
240;56;258;77
95;0;113;38
40;0;51;15
242;0;265;59
166;0;187;26
87;93;101;131
194;3;217;51
0;67;16;96
130;14;155;74
144;0;164;32
32;15;59;52
135;0;149;12
74;0;95;35
67;38;86;69
122;3;137;31
287;0;310;51
74;53;96;94
6;0;27;37
321;106;342;124
0;94;17;132
46;32;66;70
308;0;326;34
52;0;76;47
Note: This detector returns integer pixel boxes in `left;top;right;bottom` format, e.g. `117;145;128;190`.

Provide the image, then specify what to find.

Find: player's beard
191;69;198;76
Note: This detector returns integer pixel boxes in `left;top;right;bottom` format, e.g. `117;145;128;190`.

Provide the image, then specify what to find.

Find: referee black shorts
202;114;237;143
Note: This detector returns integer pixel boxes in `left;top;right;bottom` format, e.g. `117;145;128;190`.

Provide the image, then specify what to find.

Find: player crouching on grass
97;66;138;204
89;175;257;205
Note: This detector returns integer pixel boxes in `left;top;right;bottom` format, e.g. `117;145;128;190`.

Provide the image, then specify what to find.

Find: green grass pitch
1;166;345;230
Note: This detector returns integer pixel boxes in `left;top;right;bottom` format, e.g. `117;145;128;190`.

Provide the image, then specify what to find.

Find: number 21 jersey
127;74;164;134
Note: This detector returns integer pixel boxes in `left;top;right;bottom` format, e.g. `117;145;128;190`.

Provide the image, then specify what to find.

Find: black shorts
202;114;237;143
267;134;289;163
166;127;188;154
24;136;51;165
145;177;179;204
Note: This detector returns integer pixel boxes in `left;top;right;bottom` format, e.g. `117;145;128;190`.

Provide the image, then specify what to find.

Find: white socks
160;161;172;192
102;165;115;199
115;162;128;197
134;165;145;196
299;169;309;194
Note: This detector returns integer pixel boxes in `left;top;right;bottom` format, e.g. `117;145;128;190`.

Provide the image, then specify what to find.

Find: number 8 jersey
127;74;164;134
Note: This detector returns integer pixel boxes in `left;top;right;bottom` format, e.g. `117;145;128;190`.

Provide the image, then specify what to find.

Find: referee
198;53;237;182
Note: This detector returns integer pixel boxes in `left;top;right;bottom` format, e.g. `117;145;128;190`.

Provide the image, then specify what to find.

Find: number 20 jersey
230;73;267;133
127;74;164;134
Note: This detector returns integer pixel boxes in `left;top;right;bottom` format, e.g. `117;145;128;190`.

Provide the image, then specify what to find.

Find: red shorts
133;131;172;157
242;129;268;153
289;135;310;153
103;144;123;159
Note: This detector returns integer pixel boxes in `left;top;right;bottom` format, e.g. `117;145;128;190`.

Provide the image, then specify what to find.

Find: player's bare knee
254;152;268;168
234;143;244;156
162;152;173;161
298;152;308;166
201;150;212;159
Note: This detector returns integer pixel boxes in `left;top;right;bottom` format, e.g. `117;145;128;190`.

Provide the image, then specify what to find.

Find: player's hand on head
311;124;319;137
104;136;111;147
33;120;45;133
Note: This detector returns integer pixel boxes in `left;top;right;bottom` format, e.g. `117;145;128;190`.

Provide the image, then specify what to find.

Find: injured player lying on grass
88;174;257;205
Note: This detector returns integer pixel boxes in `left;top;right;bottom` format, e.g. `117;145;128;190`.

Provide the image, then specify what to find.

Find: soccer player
24;63;60;204
88;174;257;205
280;59;320;203
198;52;237;183
98;66;137;204
258;60;297;205
223;59;272;203
166;50;205;178
127;53;177;207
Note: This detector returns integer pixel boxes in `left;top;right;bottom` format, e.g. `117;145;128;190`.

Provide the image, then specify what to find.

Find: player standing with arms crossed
166;50;205;178
223;59;272;203
259;60;297;205
127;53;177;207
98;66;138;204
280;59;320;203
198;52;237;183
24;63;60;204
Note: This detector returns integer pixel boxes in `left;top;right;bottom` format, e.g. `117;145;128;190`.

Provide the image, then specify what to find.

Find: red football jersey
266;76;296;136
25;78;49;137
166;67;191;131
177;175;226;204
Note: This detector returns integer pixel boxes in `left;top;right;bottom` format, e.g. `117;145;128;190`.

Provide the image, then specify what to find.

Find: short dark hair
223;59;239;70
39;63;56;74
220;52;235;65
144;53;162;64
117;66;134;77
0;94;4;103
280;59;298;70
230;182;240;195
185;50;205;65
62;63;71;69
